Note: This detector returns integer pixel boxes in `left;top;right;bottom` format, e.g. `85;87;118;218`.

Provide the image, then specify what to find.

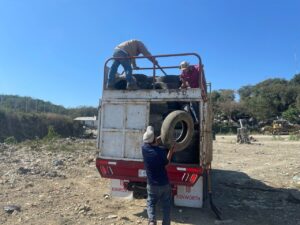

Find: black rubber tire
146;76;156;85
138;82;152;89
153;82;168;90
161;110;194;151
157;75;180;83
172;131;200;164
114;77;127;90
166;81;181;89
132;74;148;83
156;75;181;89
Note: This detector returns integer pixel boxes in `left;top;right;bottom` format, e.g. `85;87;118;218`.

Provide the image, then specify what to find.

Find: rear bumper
96;157;203;186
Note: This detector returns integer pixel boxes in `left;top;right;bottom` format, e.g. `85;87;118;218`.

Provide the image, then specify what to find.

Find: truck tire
147;76;156;84
161;110;194;151
172;131;200;164
156;75;181;89
157;75;180;83
132;74;148;83
114;77;127;90
153;82;168;90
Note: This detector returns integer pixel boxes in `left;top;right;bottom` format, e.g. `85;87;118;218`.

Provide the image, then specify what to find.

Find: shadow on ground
134;169;300;225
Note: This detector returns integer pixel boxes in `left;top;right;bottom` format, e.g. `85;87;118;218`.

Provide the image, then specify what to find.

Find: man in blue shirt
142;126;175;225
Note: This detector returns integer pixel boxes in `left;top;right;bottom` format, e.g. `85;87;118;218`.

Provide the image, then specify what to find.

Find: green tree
238;85;253;100
246;96;273;121
45;126;60;140
282;106;300;123
290;73;300;85
238;78;296;120
296;96;300;111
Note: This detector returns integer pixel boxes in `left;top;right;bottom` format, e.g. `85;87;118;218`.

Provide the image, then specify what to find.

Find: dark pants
107;49;134;87
147;184;171;225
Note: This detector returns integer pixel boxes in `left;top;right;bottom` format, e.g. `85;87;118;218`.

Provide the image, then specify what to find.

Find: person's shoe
148;221;156;225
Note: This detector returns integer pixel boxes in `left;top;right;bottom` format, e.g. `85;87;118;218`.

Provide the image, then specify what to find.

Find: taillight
99;165;113;175
176;166;201;185
97;159;116;176
189;173;198;183
100;165;108;175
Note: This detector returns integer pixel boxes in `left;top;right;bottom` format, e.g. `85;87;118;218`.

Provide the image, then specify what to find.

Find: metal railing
103;53;207;100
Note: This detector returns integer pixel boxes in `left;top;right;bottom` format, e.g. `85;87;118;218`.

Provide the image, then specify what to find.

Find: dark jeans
147;184;171;225
107;49;134;87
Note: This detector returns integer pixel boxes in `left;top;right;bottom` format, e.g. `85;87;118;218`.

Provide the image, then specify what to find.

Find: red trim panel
96;157;203;186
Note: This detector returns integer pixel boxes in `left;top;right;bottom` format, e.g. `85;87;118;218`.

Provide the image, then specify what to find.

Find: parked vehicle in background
261;119;300;135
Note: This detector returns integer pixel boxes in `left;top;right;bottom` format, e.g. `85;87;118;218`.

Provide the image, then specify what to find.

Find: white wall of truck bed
99;102;149;160
102;88;202;101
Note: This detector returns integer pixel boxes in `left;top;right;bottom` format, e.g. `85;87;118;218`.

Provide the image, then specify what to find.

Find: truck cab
96;53;213;208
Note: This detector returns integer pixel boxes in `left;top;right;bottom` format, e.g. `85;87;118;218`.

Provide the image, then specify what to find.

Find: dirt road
0;136;300;225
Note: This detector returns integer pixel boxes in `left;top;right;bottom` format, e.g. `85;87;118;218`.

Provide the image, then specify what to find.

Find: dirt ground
0;135;300;225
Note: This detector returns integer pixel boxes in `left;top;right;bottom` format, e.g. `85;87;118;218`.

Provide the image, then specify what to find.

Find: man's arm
180;72;189;89
138;41;157;65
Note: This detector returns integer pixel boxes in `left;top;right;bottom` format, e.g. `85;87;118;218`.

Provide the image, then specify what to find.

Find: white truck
96;53;218;215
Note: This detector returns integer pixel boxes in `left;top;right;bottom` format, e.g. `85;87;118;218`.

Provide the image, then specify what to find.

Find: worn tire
132;74;148;83
161;110;194;152
153;82;168;90
157;75;181;89
114;77;127;90
157;75;180;83
146;76;156;83
172;131;200;164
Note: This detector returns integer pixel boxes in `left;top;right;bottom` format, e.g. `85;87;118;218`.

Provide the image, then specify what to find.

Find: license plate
138;169;147;178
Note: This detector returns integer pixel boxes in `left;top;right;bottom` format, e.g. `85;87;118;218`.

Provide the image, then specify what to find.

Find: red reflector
100;166;108;175
189;174;198;183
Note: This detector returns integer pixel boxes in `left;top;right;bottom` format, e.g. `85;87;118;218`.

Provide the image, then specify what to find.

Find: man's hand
156;136;162;145
167;144;176;161
150;57;158;65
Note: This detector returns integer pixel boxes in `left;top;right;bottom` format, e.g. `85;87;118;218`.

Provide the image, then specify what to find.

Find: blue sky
0;0;300;107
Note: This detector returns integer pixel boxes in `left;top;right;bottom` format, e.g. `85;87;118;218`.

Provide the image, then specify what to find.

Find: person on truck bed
107;40;158;90
142;126;175;225
179;61;207;89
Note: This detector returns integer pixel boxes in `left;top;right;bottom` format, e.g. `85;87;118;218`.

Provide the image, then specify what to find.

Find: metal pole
153;61;156;89
156;64;168;76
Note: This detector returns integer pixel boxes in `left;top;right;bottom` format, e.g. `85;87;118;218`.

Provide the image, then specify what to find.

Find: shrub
0;110;85;142
289;134;300;141
272;135;284;141
45;126;60;140
4;136;17;144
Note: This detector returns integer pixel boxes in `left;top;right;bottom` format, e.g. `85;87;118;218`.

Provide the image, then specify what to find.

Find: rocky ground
0;136;300;225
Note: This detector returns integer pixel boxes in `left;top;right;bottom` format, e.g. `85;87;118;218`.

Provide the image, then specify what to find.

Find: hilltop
0;95;97;142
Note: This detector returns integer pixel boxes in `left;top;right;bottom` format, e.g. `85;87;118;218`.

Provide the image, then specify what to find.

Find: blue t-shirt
142;143;169;186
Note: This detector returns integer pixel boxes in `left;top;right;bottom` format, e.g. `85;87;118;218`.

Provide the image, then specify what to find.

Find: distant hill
0;95;97;118
0;95;98;142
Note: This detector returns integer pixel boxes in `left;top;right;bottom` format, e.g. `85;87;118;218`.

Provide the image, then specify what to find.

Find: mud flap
206;168;222;220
